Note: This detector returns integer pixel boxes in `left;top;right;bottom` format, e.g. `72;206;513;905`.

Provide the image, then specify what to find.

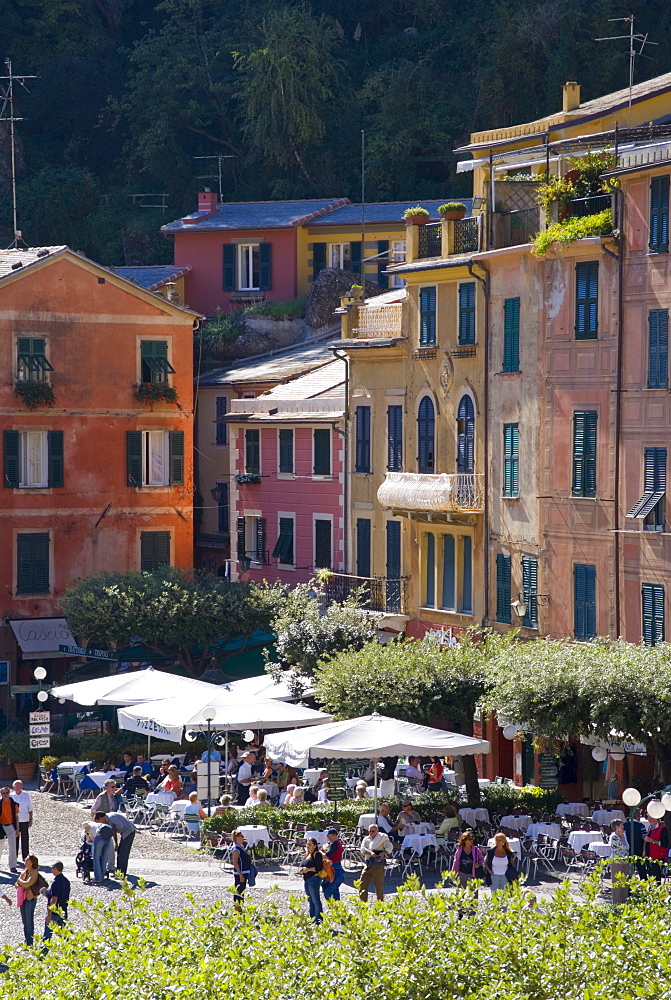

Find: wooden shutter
583;411;597;497
572;411;597;497
313;429;330;475
503;423;519;497
419;287;436;346
650;175;670;252
350;241;362;275
237;516;246;559
458;282;475;345
217;482;229;533
155;532;170;567
377;240;389;288
215;397;227;445
272;517;294;564
648;309;669;389
441;534;455;610
279;429;293;474
574;563;596;640
417;396;435;473
259;242;271;290
496;553;511;623
355;406;371;473
312;242;326;281
644;447;667;492
425;532;436;608
223;244;236;291
126;431;142;486
17;533;49;594
168;431;184;485
575;261;599;339
140;532;154;572
522;556;538;628
245;429;260;474
3;430;19;488
457;396;474;474
386;520;401;578
356;518;371;578
642;584;664;645
314;519;331;569
387;405;402;472
47;430;64;488
503;297;520;372
255;517;266;562
461;535;473;613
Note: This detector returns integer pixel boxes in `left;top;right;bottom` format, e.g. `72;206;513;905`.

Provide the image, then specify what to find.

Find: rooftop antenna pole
595;15;657;128
360;129;366;300
0;59;37;247
194;154;234;203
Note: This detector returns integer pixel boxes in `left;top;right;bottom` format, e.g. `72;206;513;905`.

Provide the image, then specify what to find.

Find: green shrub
531;209;613;256
438;202;466;214
244;297;305;319
481;783;564;814
199;309;244;347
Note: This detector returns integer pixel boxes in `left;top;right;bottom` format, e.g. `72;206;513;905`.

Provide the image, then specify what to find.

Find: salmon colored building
0;246;200;716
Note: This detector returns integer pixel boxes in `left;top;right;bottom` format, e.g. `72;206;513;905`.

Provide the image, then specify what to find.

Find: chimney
562;81;581;113
197;188;218;216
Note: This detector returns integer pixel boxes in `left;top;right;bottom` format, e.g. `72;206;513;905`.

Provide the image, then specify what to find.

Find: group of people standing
0;858;70;947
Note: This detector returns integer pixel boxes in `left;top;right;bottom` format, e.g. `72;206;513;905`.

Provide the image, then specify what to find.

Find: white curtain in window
143;431;168;486
20;431;47;487
238;244;260;290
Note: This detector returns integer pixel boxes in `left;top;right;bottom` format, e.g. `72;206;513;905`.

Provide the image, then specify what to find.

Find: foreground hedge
3;876;671;999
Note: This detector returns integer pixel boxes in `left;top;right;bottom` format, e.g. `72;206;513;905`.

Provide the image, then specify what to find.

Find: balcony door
417;396;435;473
457;395;475;474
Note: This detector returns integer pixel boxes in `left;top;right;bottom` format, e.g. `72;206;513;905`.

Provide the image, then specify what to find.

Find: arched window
417;396;435;473
457;395;475;474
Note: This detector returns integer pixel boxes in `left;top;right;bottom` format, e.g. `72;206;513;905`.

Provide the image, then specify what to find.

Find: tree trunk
432;711;482;805
652;740;671;787
463;753;481;805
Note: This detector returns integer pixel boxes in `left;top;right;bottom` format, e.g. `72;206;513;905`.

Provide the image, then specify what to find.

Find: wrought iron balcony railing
320;573;409;615
453;216;480;254
417;222;442;259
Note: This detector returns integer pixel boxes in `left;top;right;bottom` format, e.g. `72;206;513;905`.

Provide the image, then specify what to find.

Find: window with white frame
19;431;48;488
143;430;169;486
329;243;351;270
238;243;261;290
391;241;406;288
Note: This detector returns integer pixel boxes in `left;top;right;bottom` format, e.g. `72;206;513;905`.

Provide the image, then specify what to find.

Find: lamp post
185;708;222;817
33;666;48;778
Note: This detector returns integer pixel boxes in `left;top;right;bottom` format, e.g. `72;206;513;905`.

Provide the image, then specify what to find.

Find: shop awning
8;617;77;660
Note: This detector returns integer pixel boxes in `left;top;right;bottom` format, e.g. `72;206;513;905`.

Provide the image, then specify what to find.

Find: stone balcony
351;301;404;339
378;472;485;514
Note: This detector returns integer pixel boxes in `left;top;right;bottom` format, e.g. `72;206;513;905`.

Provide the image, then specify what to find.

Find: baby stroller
76;837;94;883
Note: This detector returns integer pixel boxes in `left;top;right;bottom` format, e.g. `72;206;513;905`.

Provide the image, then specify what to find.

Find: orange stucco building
0;247;200;716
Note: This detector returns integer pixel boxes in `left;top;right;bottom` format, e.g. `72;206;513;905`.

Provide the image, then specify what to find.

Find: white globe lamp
622;787;641;808
647;799;666;820
591;746;608;762
33;666;47;681
36;689;49;703
502;725;518;741
661;792;671;812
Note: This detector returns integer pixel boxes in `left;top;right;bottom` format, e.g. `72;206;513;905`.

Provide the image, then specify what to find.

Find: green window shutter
425;533;435;608
350;241;362;275
215;397;228;446
461;535;472;613
387;405;403;472
356;518;371;578
279;429;294;474
47;430;64;488
503;297;520;372
17;337;32;356
245;429;260;474
650;175;670;253
522;556;538;628
574;563;596;640
223;244;236;291
419;287;436;346
3;430;19;488
17;533;49;594
642;583;664;645
259;242;272;290
312;242;326;281
503;423;519;497
572;411;597;497
385;520;401;612
575;261;599;339
141;532;170;572
355;406;371;473
126;431;142;486
237;516;246;559
272;517;294;564
313;429;330;475
217;482;229;533
256;517;266;562
155;532;170;567
496;553;511;623
648;309;669;389
377;240;389;288
314;519;331;569
441;534;455;610
169;431;184;485
458;282;476;345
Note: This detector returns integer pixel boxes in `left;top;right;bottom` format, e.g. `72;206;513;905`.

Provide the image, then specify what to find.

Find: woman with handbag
231;830;252;913
299;838;324;923
485;833;518;894
17;854;43;945
452;831;486;889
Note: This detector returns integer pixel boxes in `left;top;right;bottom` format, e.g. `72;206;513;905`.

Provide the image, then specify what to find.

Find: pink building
226;359;346;584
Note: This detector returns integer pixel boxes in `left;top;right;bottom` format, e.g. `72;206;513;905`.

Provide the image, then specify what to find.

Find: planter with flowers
438;201;467;221
14;381;56;410
136;383;178;407
402;206;430;226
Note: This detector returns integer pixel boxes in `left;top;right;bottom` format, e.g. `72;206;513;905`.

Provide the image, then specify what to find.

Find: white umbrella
51;668;219;706
264;712;491;815
221;672;313;702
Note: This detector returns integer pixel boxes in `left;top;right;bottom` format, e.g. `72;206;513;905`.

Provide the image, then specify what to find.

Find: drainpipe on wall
468;261;490;626
332;348;350;574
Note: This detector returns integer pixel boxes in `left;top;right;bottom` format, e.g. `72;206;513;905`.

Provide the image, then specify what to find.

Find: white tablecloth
302;769;323;786
85;770;125;789
488;836;522;859
403;834;438;855
146;791;176;807
589;841;611;858
459;807;489;827
557;802;589;818
304;830;326;844
151;753;186;764
258;781;279;800
526;823;561;842
568;831;597;853
57;761;93;773
170;800;189;817
346;776;361;789
500;815;532;831
592;809;625;825
237;824;270;847
357;813;377;830
401;822;434;836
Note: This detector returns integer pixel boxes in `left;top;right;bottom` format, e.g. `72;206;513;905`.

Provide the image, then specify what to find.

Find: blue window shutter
387;405;403;472
215;397;227;445
377;240;389;288
458;282;475;345
648;309;669;389
417;396;435;473
3;430;19;488
259;243;271;290
169;431;184;485
650;175;670;253
313;429;331;475
350;241;362;275
223;244;236;291
503;423;519;497
575;262;598;338
419;287;436;346
461;536;472;613
457;395;475;474
386;520;401;577
641;584;665;645
425;533;435;608
574;564;596;640
355;406;371;473
47;430;64;488
503;297;520;372
496;554;511;623
312;242;326;280
126;431;142;486
572;411;597;497
522;556;538;628
356;518;371;578
441;534;455;610
644;447;667;491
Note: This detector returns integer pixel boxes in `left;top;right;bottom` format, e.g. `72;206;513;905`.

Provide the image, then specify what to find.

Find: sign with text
29;711;50;725
538;752;559;789
58;645;117;660
29;736;50;749
327;760;348;801
29;723;50;736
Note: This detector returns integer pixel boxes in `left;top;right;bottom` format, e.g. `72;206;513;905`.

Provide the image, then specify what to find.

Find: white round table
459;807;489;827
146;791;176;807
85;770;126;789
170;800;189;817
345;776;361;789
357;813;377;830
258;781;279;800
592;809;625;825
302;769;323;786
526;822;561;842
403;834;438;855
500;815;532;832
557;802;589;818
487;836;522;859
568;831;597;853
401;822;434;837
588;841;611;858
237;824;270;847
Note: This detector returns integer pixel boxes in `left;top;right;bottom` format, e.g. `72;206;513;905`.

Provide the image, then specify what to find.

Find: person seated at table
201;746;221;764
158;766;183;798
155;759;172;784
121;767;151;798
376;803;401;842
184;790;207;823
303;783;318;804
135;753;152;777
245;785;260;808
120;752;136;777
212;794;234;816
281;783;297;806
396;801;421;831
363;761;375;785
91;780;120;818
405;756;424;791
354;781;368;801
275;762;289;793
292;786;306;805
317;780;329;803
256;789;272;807
102;760;118;773
436;804;460;842
426;756;444;792
259;756;274;782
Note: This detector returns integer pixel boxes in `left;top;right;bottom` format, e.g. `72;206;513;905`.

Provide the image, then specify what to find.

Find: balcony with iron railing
378;472;485;514
565;193;612;218
319;573;409;615
453;216;480;254
351;301;404;339
417;222;442;259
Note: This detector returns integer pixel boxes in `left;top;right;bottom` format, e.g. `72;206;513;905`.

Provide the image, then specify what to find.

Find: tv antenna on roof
194;154;235;203
0;59;37;248
595;15;657;127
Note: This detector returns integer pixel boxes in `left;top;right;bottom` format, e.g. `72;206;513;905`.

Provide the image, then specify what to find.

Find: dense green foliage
3;1;671;263
531;208;614;255
4;875;671;998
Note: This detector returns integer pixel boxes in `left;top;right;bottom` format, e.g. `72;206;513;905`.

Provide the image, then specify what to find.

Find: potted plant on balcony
136;383;178;407
402;206;430;225
235;472;262;485
438;202;467;221
14;381;56;410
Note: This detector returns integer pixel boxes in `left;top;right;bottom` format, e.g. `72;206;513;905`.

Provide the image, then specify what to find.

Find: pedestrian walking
16;855;42;945
485;833;519;894
452;831;485;889
43;862;70;942
359;824;392;902
10;781;32;860
106;812;136;876
230;830;252;913
0;787;19;871
299;838;324;923
92;813;115;882
235;751;256;805
321;828;344;902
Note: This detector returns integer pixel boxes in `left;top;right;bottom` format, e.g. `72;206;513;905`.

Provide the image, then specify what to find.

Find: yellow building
111;265;191;307
335;215;486;638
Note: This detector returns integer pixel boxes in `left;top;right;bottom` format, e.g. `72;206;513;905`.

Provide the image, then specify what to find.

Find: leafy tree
59;567;272;677
315;631;513;803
